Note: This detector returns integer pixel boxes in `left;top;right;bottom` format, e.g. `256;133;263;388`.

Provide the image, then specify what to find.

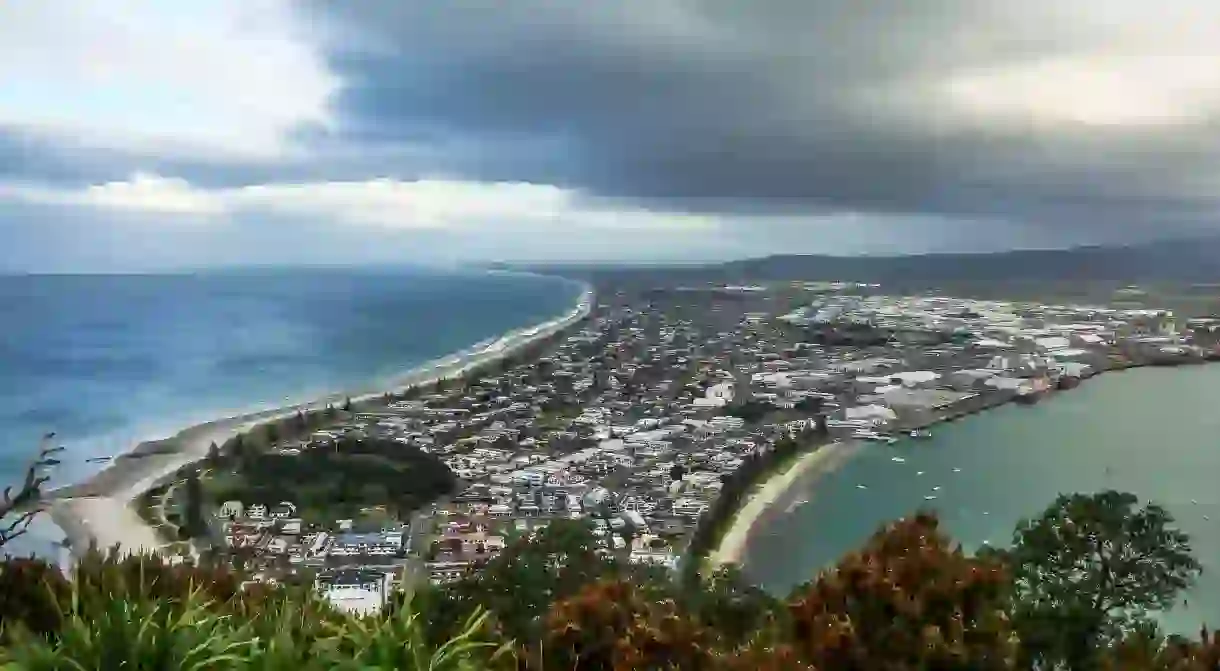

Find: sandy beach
707;439;863;569
48;284;594;559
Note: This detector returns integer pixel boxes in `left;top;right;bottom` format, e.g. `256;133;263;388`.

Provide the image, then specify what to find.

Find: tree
229;434;245;459
786;512;1017;670
264;422;280;445
205;441;221;465
681;565;785;649
521;578;717;670
182;472;207;539
1003;490;1201;670
437;519;633;642
725;400;773;424
342;397;353;413
0;434;63;551
794;396;823;414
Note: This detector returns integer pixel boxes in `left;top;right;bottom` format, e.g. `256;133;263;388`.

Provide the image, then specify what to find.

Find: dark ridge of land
492;236;1220;287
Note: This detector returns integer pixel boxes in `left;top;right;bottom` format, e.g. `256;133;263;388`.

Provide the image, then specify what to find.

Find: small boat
908;430;932;439
916;470;924;476
856;484;868;490
932;486;942;491
891;456;906;463
924;495;937;501
85;456;113;464
952;467;961;473
852;429;898;445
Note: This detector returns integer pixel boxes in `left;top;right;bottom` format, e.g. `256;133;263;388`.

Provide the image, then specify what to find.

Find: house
317;568;391;616
270;501;297;519
247;504;268;520
328;531;404;557
672;498;707;518
1071;332;1108;348
582;486;611;510
216;500;244;519
692;381;735;408
888;371;941;388
1034;336;1072;353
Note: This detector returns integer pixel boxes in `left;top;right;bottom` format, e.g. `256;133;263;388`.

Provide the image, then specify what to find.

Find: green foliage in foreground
0;490;1215;670
0;559;506;670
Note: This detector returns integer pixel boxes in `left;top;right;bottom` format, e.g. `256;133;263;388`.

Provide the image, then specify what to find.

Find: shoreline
47;280;595;559
704;356;1217;571
707;440;863;569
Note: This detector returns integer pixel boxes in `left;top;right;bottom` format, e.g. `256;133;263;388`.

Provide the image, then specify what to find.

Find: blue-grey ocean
0;267;583;555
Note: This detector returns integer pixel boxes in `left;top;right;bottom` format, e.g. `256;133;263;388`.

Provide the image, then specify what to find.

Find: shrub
786;512;1017;671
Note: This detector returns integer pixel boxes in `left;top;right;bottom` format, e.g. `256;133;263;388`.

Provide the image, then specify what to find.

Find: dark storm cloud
304;0;1220;231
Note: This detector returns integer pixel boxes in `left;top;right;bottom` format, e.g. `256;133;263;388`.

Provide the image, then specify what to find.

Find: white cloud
935;4;1220;128
0;0;337;159
943;50;1220;128
0;173;722;231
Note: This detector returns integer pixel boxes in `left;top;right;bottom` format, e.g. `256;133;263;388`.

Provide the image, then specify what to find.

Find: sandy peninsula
707;439;863;569
48;284;595;559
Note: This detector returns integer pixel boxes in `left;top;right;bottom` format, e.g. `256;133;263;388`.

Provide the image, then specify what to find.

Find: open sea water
0;267;583;556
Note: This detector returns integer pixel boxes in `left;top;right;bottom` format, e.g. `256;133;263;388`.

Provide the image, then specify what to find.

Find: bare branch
0;432;65;549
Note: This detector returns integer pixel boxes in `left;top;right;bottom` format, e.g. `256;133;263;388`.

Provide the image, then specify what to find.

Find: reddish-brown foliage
0;549;255;640
0;556;71;639
521;578;717;671
718;644;818;671
71;548;244;606
521;578;816;671
786;512;1017;671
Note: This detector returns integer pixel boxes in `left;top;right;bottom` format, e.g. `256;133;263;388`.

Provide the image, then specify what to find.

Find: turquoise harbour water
743;365;1220;634
0;268;583;556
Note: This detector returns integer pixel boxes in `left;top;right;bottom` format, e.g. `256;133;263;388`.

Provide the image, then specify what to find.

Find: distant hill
494;237;1220;285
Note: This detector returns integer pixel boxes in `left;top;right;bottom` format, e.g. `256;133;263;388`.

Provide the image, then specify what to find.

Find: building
327;531;404;558
215;500;243;519
316;568;391;616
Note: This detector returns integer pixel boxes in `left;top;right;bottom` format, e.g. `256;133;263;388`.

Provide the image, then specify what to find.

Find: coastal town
128;281;1219;616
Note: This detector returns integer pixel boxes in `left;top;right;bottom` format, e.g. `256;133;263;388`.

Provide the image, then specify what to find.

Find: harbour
740;363;1220;634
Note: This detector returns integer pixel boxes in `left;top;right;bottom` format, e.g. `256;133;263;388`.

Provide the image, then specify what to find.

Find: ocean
0;267;584;556
742;365;1220;634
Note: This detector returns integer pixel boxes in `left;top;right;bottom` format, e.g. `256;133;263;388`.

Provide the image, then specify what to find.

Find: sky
3;1;1220;271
